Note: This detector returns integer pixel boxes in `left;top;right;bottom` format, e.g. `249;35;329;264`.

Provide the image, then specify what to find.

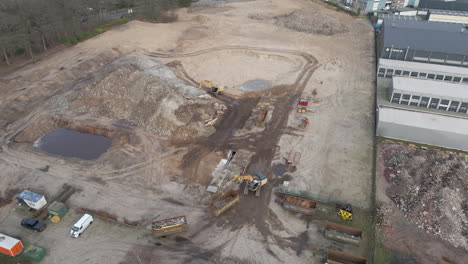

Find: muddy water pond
34;128;112;160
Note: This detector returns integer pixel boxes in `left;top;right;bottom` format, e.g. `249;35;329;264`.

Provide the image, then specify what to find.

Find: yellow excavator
224;173;268;197
199;80;225;95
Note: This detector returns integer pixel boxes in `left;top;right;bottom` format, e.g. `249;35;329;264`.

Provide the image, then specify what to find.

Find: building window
428;73;436;79
420;97;430;107
438;99;450;111
444;76;453;82
418;72;427;78
463;78;468;84
429;98;439;109
449;101;460;112
391;93;401;103
378;68;386;78
394;70;402;76
410;95;420;106
436;75;444;80
410;72;418;77
459;102;468;113
453;77;462;83
402;71;410;76
400;94;411;105
385;69;394;78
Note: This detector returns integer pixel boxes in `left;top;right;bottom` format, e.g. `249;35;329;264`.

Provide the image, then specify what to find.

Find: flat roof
393;76;468;99
0;233;21;249
16;190;44;203
379;59;468;76
382;17;468;55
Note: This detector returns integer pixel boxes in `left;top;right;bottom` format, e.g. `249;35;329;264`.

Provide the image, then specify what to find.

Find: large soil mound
51;56;226;140
275;9;349;35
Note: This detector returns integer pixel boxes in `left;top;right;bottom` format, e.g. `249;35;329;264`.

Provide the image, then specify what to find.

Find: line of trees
0;0;192;66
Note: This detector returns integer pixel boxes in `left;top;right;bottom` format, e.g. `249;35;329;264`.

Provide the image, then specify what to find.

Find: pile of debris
59;55;226;140
152;216;187;229
380;144;468;250
274;9;349;35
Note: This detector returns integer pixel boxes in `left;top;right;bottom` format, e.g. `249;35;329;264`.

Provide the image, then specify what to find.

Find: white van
70;214;93;238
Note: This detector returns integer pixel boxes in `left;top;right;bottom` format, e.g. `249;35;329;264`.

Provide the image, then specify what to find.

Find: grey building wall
377;106;468;151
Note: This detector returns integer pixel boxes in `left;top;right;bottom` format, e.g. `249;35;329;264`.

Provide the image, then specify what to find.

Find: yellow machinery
297;107;307;113
224;173;268;197
338;204;353;221
199;80;225;95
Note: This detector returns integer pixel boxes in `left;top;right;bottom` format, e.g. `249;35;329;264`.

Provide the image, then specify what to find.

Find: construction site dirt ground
0;0;376;263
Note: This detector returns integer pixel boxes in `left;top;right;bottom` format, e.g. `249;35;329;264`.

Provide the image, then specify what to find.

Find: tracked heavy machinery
199;80;225;95
338;204;353;221
224;173;268;197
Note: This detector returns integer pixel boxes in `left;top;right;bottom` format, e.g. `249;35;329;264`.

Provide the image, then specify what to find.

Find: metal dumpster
281;193;317;215
209;190;240;216
327;249;367;264
325;221;362;246
152;216;188;237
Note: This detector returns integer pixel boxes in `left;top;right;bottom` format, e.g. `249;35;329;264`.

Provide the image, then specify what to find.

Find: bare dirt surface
376;141;468;264
0;0;375;263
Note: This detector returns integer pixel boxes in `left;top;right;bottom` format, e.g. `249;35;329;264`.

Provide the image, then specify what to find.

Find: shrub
61;18;129;45
15;48;26;55
177;0;192;8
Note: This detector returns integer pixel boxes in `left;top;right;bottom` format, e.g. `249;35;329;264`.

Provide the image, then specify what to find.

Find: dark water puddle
34;128;112;160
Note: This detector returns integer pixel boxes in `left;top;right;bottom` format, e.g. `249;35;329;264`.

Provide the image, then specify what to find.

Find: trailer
327;249;367;264
0;233;24;257
281;193;317;215
152;216;188;237
209;190;240;216
325;221;362;246
16;190;47;210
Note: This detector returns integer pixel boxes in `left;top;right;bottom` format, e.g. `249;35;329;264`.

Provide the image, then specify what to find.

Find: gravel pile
274;9;349;35
380;144;468;250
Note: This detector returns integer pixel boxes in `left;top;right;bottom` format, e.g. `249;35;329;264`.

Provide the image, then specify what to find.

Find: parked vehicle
70;214;93;238
21;217;47;232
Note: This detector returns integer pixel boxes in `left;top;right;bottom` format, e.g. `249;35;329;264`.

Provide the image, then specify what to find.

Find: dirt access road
0;0;375;263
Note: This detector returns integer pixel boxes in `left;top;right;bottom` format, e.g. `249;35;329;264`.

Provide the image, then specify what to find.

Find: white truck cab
70;214;93;238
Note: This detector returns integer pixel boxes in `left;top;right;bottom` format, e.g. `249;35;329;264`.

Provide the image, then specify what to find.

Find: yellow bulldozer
199;80;225;95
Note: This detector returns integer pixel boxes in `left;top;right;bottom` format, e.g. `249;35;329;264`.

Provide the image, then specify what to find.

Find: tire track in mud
149;46;320;259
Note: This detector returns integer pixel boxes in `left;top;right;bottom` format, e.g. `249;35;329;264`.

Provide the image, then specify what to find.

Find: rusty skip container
152;216;188;237
281;193;317;215
327;249;367;264
209;190;240;216
325;221;362;246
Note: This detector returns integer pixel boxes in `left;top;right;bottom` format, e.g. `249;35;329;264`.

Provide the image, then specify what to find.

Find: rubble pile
274;9;349;35
380;144;468;250
65;56;226;140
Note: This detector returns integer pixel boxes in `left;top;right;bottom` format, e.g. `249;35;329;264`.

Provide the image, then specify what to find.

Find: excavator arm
199;80;216;89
